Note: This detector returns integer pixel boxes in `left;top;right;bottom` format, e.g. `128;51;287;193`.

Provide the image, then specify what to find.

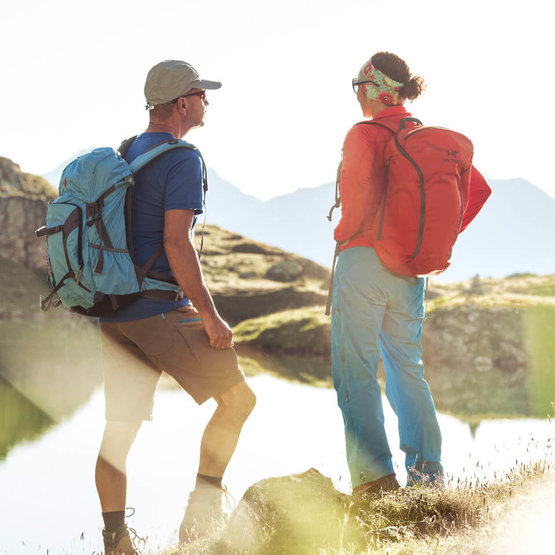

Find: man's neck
145;119;192;139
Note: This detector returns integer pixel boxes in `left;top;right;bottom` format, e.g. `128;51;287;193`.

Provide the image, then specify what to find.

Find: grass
234;306;330;356
159;458;554;555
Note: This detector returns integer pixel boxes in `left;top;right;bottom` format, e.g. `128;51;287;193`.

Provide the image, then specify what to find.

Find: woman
331;52;491;495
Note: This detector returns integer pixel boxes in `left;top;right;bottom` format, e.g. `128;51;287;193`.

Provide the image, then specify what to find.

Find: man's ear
179;98;188;114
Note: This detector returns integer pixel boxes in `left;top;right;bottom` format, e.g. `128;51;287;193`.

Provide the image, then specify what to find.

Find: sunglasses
352;78;378;94
171;90;207;103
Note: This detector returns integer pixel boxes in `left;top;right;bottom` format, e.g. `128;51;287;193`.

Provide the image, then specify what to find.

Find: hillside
192;225;329;325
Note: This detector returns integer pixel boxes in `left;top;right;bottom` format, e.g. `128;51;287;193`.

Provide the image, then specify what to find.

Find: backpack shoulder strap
355;119;398;134
128;139;197;174
127;139;208;200
118;136;137;157
355;116;423;134
127;138;210;263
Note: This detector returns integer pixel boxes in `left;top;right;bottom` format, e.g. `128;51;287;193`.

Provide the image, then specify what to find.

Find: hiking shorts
99;306;245;421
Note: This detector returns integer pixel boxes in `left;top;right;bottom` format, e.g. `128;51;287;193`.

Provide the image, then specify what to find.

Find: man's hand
202;314;234;350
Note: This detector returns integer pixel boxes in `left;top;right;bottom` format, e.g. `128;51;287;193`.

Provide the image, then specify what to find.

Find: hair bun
370;52;425;102
399;75;425;101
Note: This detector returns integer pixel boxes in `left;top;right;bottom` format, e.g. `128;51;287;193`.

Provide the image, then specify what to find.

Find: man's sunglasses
171;90;206;103
352;79;378;94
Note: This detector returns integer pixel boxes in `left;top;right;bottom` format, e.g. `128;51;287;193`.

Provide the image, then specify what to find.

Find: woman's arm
460;166;492;233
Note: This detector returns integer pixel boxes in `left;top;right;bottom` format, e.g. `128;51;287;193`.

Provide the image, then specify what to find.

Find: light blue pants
331;247;443;488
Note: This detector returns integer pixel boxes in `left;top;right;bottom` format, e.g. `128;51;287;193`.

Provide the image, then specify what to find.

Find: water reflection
0;316;102;460
0;314;554;553
0;375;553;555
0;375;53;460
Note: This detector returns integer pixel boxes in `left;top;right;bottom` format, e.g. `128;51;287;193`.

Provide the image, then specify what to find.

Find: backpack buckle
74;264;83;285
40;293;53;312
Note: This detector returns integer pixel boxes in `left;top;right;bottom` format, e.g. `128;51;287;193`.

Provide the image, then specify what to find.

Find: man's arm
164;208;233;349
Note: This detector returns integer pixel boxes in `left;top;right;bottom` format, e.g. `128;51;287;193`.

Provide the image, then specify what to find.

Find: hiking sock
102;510;125;532
195;473;223;490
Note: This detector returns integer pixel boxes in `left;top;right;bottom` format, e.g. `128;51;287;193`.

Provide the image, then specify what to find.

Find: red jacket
334;106;491;249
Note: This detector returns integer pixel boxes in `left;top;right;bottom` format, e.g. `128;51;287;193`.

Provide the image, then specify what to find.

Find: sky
1;0;554;201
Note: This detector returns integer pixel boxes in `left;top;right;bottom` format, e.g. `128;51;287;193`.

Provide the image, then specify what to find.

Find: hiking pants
331;247;443;488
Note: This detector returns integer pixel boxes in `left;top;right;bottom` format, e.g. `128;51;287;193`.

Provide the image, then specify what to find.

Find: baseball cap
144;60;222;108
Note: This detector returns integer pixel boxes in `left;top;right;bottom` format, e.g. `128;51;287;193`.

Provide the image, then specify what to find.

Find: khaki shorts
99;306;245;421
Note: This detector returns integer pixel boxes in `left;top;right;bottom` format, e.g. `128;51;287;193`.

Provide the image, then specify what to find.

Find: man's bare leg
199;381;256;477
180;380;255;542
96;421;142;554
95;421;141;512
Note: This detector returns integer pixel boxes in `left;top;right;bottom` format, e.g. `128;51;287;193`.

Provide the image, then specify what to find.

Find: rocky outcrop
0;157;56;269
421;304;531;415
219;468;355;553
423;305;527;376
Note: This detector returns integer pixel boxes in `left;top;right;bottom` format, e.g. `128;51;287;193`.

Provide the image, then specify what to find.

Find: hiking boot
179;485;228;543
353;473;401;497
407;469;445;488
102;523;143;555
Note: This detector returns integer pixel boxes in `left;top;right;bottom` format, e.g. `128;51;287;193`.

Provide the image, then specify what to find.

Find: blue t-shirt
100;132;204;322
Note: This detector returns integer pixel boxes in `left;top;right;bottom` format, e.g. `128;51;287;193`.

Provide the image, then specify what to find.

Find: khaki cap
144;60;221;108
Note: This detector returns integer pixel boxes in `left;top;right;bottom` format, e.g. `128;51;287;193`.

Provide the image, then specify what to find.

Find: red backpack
324;116;474;315
364;116;474;277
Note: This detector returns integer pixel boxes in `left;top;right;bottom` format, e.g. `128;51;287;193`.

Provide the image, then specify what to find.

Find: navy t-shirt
100;132;204;322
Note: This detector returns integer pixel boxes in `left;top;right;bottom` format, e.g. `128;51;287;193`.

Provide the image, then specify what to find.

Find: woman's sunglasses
352;79;378;94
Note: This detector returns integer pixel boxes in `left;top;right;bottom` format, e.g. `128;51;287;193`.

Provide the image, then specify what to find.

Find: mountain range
43;159;555;282
202;171;555;281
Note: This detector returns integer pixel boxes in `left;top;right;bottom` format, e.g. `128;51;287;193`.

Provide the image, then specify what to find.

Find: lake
1;371;553;555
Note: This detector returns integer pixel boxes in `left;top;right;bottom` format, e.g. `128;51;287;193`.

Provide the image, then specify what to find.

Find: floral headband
354;61;404;105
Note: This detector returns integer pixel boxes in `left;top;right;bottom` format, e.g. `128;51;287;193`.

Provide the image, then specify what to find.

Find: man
96;60;256;554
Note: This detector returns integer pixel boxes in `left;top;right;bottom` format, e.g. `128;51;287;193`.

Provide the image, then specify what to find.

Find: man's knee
215;381;256;420
103;420;142;440
99;421;142;463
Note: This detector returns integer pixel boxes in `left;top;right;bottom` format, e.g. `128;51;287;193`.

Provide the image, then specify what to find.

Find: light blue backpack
35;138;206;316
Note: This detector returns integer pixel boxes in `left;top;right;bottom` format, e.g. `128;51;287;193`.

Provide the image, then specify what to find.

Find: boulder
265;259;303;282
220;468;356;553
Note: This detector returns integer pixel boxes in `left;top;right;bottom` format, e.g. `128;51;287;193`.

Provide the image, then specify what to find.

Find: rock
466;274;484;296
231;241;278;255
494;356;523;372
474;356;493;372
220;468;354;553
0;158;55;270
265;259;303;282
